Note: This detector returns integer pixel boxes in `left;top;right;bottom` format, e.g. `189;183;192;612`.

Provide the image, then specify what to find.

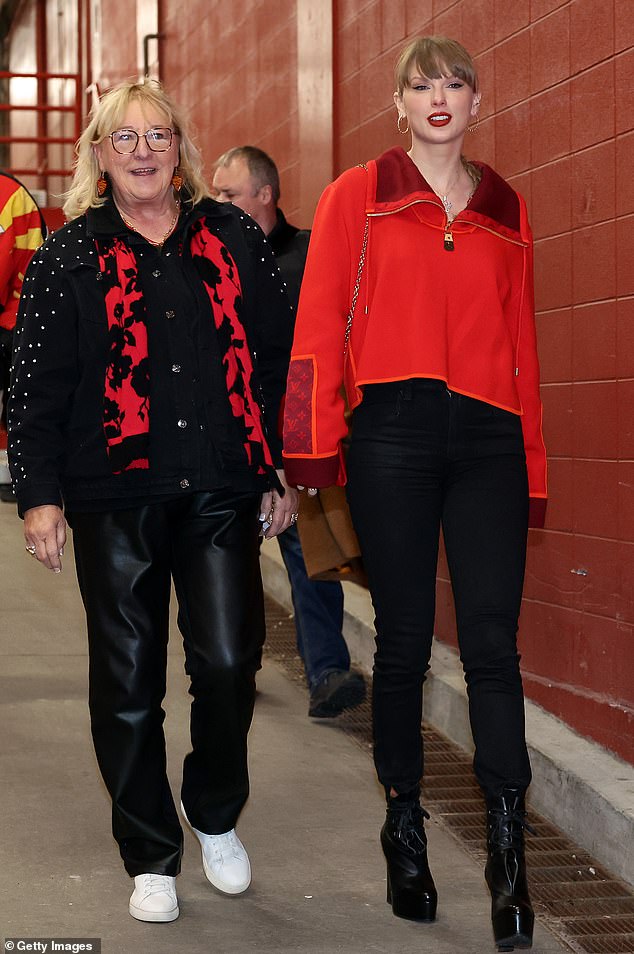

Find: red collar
372;147;522;235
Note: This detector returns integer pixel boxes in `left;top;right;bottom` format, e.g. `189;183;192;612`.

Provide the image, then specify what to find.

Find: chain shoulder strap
344;163;369;356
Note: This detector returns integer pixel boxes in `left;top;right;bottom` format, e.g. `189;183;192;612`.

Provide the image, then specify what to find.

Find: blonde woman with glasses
9;79;297;922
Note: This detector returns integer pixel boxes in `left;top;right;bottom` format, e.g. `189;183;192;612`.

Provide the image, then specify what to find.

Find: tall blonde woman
284;36;546;951
9;79;296;922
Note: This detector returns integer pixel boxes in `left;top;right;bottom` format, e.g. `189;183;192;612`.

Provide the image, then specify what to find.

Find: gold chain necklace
417;157;478;222
436;164;463;219
120;202;180;247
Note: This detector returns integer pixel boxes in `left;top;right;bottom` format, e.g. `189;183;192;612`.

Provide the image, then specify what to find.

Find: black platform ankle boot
380;788;438;922
485;787;535;951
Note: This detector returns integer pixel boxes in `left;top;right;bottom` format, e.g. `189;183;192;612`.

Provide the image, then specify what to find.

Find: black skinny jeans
70;490;265;877
346;380;532;800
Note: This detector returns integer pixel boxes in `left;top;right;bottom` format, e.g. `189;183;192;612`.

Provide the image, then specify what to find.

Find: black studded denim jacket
8;197;294;515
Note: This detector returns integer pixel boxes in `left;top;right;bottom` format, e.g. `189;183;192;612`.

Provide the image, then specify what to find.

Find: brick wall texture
12;0;634;764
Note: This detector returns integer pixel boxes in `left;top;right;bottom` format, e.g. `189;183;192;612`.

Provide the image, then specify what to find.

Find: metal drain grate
263;595;634;954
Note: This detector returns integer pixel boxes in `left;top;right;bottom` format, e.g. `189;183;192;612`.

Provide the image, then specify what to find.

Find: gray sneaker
308;669;366;718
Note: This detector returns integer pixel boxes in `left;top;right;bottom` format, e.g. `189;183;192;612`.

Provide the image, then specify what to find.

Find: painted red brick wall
9;0;633;764
160;0;301;221
97;0;138;90
334;0;634;766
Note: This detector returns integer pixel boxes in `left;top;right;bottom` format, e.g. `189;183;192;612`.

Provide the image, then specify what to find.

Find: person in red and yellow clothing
283;36;546;950
0;173;46;499
0;172;46;437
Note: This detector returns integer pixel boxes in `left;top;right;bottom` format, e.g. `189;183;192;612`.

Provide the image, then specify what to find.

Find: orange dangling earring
172;167;183;192
96;171;107;197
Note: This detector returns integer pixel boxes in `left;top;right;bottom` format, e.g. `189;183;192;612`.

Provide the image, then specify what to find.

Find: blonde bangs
90;83;175;145
395;36;478;94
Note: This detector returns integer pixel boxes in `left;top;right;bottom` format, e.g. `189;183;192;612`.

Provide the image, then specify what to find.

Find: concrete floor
0;503;568;953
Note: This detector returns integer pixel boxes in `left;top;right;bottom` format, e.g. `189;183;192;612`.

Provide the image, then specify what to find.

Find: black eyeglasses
109;127;174;154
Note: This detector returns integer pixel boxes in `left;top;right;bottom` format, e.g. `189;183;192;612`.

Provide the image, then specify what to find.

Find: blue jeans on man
277;523;366;717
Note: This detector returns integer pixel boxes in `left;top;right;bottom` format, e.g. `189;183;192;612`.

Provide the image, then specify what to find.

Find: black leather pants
69;490;265;877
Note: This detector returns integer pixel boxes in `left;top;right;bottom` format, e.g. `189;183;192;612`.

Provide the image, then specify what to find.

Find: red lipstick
427;112;451;127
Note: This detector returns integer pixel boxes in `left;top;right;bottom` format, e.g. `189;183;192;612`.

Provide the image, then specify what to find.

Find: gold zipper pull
444;230;454;251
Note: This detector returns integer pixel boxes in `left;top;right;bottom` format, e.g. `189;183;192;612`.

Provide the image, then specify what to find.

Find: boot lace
390;803;431;854
488;806;536;852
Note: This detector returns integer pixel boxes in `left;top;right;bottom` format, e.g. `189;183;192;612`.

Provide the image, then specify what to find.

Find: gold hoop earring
397;114;409;135
467;115;480;133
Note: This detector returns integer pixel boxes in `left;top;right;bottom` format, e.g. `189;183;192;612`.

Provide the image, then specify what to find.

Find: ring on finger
25;544;37;555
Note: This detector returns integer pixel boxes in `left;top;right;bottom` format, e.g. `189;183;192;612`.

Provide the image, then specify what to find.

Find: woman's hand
297;486;318;496
259;470;300;539
23;505;67;573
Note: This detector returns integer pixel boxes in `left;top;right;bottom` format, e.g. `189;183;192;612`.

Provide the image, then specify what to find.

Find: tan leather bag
297;486;367;587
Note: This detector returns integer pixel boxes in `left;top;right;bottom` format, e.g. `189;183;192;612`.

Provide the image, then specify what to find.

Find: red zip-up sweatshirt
283;147;547;527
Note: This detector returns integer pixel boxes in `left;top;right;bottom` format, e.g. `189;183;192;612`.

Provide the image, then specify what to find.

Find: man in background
0;172;46;500
213;146;366;719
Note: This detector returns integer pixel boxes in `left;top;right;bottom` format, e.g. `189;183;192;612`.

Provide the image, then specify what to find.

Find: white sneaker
129;873;179;922
181;802;251;895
